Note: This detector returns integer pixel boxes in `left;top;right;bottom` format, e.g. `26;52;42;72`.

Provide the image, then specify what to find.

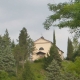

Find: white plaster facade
31;37;64;61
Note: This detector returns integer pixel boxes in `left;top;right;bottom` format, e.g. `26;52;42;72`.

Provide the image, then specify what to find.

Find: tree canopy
43;0;80;38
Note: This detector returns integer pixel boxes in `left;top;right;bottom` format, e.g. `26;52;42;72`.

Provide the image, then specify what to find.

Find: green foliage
72;37;79;52
0;70;10;80
1;29;80;80
44;1;80;38
73;44;80;59
18;27;34;60
43;30;61;69
0;36;16;75
44;1;80;29
11;40;15;49
43;44;62;70
13;45;22;64
43;55;52;70
62;72;79;80
13;27;34;68
53;30;56;45
50;45;62;63
62;60;76;74
19;27;29;60
74;57;80;74
22;61;35;80
30;61;46;80
46;60;62;80
3;29;11;46
62;57;80;78
67;37;73;60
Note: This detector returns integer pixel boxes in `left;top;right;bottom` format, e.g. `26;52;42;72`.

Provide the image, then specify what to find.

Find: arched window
39;47;44;50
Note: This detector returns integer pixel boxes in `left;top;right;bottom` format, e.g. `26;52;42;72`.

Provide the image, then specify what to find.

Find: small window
39;47;44;50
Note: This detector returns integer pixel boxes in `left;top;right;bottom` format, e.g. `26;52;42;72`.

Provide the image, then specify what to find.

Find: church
31;36;64;61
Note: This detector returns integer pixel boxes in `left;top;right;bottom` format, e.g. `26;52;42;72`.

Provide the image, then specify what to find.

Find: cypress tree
53;30;56;45
43;30;61;69
67;37;73;60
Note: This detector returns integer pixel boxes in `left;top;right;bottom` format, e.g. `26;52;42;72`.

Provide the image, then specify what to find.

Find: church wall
32;37;64;61
32;42;52;61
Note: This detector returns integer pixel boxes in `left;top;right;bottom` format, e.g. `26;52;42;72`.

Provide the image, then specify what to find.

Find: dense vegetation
0;27;80;80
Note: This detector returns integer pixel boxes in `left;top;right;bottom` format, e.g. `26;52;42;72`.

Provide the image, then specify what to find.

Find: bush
0;70;10;80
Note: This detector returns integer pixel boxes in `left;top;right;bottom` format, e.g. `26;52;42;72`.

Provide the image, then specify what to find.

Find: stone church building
31;36;64;61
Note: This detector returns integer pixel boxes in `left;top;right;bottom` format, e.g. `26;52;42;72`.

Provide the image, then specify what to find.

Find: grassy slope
30;61;46;80
10;61;46;80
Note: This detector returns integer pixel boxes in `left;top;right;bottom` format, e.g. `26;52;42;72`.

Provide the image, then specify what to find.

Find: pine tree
67;37;73;60
3;29;11;46
46;60;62;80
0;36;15;74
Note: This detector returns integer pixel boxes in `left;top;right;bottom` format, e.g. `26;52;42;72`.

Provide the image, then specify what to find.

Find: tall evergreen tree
52;30;61;64
53;30;56;45
3;29;11;46
17;27;34;68
19;27;34;59
43;31;61;69
0;36;15;74
67;37;73;60
46;60;62;80
19;27;28;47
50;44;62;65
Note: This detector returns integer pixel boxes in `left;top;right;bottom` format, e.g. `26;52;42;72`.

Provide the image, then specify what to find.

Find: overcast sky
0;0;71;57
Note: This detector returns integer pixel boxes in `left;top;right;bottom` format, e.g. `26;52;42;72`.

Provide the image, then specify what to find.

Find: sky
0;0;70;57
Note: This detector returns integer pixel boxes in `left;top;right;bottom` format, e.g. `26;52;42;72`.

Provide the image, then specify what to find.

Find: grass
10;60;46;80
30;61;46;80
